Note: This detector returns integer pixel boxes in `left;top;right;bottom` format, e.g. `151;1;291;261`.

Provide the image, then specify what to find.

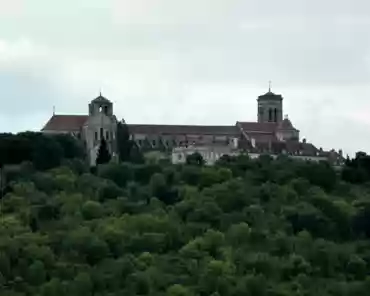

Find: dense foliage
0;132;85;170
116;122;144;164
2;152;370;295
96;139;111;165
342;152;370;184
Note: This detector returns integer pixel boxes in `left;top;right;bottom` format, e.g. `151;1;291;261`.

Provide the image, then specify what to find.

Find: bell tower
88;92;113;117
257;82;283;123
84;92;117;166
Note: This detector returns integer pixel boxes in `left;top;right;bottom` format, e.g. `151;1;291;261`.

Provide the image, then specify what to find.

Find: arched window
268;108;273;122
274;108;278;122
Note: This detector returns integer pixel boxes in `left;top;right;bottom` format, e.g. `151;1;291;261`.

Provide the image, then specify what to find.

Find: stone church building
41;88;335;165
42;94;118;166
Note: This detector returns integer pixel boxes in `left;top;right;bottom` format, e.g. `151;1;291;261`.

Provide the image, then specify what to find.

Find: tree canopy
116;121;131;162
0;132;85;170
96;138;111;165
1;150;370;295
116;121;144;164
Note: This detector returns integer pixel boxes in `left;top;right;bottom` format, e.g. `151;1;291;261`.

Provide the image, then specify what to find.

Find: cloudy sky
0;0;370;156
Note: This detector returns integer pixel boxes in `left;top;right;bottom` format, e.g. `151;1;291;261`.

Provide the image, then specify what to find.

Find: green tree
0;251;11;280
342;152;370;183
186;152;205;166
96;138;111;165
167;284;193;296
98;163;134;187
72;272;93;296
1;146;370;296
116;121;132;162
53;133;85;160
82;201;103;220
41;278;64;296
347;254;367;280
198;260;235;295
27;260;46;286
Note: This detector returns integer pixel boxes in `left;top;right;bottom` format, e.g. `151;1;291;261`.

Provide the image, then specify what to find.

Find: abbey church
41;88;340;165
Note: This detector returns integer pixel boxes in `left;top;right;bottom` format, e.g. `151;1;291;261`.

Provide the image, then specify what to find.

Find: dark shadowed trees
116;121;132;162
96;138;111;165
116;121;144;164
342;152;370;184
186;152;205;166
0;132;85;170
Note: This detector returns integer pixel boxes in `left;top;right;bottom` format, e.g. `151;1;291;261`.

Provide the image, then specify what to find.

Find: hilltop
1;132;370;295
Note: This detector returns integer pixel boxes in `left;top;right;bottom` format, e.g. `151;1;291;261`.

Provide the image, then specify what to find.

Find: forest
1;132;370;295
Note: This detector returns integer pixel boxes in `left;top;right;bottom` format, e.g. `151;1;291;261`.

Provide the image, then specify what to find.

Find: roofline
236;121;278;125
41;114;88;132
235;122;251;141
248;131;275;134
50;114;88;117
257;97;283;101
127;123;236;128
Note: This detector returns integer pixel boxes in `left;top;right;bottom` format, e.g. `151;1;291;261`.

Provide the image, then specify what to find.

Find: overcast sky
0;0;370;156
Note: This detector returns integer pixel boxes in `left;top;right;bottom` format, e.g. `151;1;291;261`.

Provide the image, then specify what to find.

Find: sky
0;0;370;156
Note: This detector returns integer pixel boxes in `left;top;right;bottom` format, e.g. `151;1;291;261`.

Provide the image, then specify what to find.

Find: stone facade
172;148;343;166
172;139;239;165
42;94;117;166
257;90;283;123
41;88;342;165
128;124;240;152
84;95;118;166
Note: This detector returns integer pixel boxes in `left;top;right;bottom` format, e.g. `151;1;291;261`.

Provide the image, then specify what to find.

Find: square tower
84;93;117;166
257;88;283;123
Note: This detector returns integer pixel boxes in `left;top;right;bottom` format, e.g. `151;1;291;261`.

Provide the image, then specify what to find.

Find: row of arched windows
94;128;113;141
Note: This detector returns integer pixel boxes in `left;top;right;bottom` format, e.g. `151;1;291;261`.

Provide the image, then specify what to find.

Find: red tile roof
41;115;288;147
277;118;298;131
42;115;88;132
127;124;240;136
237;121;278;133
250;133;277;143
251;141;318;155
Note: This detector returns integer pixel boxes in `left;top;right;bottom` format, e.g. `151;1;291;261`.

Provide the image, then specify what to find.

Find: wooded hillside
1;132;370;295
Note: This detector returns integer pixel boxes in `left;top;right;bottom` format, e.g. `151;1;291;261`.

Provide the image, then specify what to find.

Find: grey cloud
1;0;370;156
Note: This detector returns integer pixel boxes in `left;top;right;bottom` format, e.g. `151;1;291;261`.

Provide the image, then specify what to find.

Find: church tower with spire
257;82;283;123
